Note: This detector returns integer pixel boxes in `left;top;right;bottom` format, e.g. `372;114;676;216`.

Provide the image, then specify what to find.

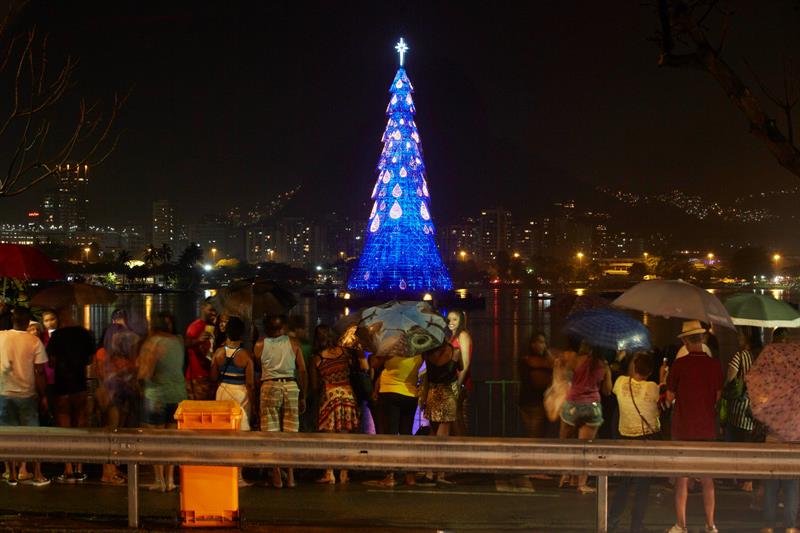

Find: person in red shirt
184;300;217;401
665;320;723;533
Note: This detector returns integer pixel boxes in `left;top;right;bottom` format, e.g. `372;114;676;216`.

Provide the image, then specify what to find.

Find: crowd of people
518;319;797;533
0;300;474;493
1;296;796;533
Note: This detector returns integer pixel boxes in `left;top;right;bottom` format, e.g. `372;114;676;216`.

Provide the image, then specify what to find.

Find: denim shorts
560;400;604;428
0;396;40;427
142;397;180;426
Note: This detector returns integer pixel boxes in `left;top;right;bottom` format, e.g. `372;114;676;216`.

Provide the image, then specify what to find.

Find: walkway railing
0;427;798;532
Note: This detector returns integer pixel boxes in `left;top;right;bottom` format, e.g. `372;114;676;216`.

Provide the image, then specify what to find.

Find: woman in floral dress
310;324;362;484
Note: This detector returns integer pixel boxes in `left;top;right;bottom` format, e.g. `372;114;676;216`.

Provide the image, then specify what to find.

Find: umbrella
564;308;652;353
30;283;116;308
612;279;734;329
356;300;447;358
724;293;800;328
0;243;61;280
746;342;800;442
215;279;296;321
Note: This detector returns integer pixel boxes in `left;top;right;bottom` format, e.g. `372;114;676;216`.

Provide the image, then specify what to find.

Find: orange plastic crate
174;401;242;528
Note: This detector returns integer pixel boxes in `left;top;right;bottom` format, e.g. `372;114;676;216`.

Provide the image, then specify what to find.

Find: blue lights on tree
348;40;452;294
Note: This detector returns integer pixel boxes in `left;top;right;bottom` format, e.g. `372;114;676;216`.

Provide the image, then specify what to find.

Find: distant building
514;219;545;260
245;225;275;264
440;220;478;262
275;217;312;266
188;220;227;260
477;208;513;263
152;200;177;247
39;164;90;231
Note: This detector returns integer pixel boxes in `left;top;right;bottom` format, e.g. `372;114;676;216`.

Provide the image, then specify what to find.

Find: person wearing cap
665;320;723;533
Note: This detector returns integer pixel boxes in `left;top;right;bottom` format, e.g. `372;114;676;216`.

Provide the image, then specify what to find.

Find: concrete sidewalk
0;471;771;532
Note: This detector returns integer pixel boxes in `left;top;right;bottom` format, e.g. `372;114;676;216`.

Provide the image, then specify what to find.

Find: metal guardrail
1;427;799;531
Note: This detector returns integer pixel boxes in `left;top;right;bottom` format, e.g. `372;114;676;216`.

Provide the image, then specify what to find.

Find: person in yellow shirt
367;353;423;488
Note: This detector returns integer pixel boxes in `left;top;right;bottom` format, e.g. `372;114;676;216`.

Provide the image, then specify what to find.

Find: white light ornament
392;184;402;198
399;167;408;177
389;201;403;219
420;202;431;220
392;130;402;141
395;38;408;67
370;202;377;218
382;170;392;183
370;214;381;232
371;181;379;198
422;181;429;197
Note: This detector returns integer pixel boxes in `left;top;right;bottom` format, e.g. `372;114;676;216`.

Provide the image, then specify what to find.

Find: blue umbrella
564;308;652;353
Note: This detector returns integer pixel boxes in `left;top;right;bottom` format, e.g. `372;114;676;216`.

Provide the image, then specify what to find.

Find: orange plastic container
174;400;242;528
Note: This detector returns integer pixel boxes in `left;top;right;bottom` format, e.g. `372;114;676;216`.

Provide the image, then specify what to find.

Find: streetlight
643;252;649;259
513;252;521;259
773;253;782;263
211;247;217;263
576;252;584;266
459;250;467;260
707;252;715;261
83;247;91;263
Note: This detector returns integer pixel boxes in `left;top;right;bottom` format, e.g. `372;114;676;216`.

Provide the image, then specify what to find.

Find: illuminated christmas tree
348;38;452;294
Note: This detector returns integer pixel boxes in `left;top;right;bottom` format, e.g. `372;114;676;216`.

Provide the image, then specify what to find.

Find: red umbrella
0;244;62;280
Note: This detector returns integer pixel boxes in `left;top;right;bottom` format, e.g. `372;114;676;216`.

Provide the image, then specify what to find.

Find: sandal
100;474;127;485
147;481;166;492
315;476;335;484
364;476;398;488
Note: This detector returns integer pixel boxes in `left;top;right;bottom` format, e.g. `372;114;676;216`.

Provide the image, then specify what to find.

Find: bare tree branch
0;2;125;199
655;0;800;180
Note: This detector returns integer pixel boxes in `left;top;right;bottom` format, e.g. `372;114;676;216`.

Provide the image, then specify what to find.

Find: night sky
4;1;800;229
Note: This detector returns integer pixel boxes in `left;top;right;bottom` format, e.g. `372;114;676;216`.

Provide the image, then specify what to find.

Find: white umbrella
612;279;734;330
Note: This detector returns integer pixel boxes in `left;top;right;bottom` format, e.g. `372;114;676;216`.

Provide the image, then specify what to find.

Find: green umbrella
724;293;800;328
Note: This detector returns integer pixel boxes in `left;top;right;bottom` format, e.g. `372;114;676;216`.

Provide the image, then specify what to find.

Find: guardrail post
127;462;139;528
596;475;608;533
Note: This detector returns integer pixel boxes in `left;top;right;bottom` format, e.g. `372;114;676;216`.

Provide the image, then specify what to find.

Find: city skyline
0;2;798;243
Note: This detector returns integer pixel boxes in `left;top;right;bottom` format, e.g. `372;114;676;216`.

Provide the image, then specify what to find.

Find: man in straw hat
665;320;723;533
